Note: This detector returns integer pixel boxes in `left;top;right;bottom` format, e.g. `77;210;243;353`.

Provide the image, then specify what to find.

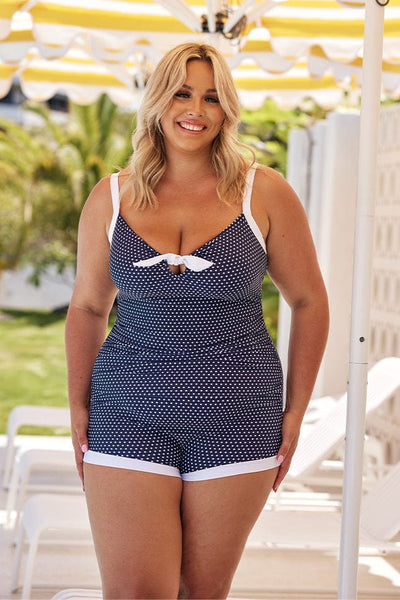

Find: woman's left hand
273;411;303;492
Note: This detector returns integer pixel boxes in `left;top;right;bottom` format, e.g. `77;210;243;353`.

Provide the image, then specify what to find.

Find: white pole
337;1;386;599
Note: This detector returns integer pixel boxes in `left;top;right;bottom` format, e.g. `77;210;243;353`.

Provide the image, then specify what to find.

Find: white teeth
180;122;204;131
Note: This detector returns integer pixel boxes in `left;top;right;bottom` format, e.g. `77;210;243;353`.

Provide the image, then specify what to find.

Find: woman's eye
174;91;220;103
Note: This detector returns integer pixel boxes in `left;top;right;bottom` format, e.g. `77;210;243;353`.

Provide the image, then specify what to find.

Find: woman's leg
84;463;183;599
179;468;278;600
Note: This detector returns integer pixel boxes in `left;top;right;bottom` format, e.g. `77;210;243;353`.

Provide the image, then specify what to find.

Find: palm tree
0;117;50;274
0;94;135;283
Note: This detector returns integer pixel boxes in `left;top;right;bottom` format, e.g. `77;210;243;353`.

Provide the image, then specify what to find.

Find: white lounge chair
11;493;93;599
2;405;71;488
286;357;400;487
6;446;80;529
248;460;400;555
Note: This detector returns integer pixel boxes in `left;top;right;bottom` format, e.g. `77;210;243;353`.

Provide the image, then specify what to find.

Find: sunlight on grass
0;309;69;434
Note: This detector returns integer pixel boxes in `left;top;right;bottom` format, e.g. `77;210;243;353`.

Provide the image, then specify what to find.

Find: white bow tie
133;253;214;272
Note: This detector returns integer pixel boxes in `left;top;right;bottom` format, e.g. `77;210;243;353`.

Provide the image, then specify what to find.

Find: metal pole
337;1;386;599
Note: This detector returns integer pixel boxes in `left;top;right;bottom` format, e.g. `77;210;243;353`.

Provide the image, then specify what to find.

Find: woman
65;42;329;599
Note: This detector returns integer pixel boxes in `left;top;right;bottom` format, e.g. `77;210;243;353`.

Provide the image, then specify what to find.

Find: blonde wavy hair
123;42;253;208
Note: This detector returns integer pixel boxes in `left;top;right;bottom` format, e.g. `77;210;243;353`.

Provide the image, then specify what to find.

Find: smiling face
160;59;225;157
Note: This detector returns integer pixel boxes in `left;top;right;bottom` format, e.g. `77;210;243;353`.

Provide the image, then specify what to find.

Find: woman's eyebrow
181;84;218;93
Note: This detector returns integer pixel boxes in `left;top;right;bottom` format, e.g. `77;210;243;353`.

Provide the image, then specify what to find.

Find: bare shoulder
254;163;285;185
81;174;113;221
253;164;297;202
253;163;305;220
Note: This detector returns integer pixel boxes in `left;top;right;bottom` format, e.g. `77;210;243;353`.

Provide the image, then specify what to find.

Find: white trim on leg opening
83;450;181;478
182;456;279;481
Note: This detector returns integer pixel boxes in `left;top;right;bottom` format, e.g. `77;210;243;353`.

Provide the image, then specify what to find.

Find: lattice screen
368;104;400;461
370;104;400;362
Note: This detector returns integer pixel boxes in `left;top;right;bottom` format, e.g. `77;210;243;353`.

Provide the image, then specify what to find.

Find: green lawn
0;309;69;435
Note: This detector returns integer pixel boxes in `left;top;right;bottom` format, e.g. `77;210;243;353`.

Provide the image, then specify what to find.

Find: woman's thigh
180;468;278;600
84;463;183;599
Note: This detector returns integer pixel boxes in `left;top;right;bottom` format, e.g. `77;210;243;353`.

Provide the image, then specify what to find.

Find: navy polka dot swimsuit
84;168;283;481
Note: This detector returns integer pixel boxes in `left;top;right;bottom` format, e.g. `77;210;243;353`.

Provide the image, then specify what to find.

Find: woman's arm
65;176;117;487
256;167;329;491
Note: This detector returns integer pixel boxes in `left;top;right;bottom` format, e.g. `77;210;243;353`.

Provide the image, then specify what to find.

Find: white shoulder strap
108;172;120;245
242;167;266;253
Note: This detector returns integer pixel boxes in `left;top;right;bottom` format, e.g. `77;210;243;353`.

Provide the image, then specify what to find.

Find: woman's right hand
70;405;89;490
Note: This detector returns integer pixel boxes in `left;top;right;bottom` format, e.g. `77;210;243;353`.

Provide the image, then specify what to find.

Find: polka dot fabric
85;169;283;481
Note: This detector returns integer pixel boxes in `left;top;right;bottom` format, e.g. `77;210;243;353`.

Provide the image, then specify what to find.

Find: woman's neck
163;151;215;185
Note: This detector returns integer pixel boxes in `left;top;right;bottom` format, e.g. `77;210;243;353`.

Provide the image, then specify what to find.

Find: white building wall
280;106;400;459
279;112;360;398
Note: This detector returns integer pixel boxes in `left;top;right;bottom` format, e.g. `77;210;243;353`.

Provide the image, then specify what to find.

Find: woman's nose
186;96;203;116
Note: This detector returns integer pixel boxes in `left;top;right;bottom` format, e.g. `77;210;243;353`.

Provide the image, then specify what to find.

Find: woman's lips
178;121;206;132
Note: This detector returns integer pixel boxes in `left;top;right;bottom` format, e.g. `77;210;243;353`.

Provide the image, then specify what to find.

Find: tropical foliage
0;95;134;283
239;97;327;175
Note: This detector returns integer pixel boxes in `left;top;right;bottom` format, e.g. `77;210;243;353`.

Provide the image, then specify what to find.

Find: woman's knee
179;573;231;600
103;579;179;599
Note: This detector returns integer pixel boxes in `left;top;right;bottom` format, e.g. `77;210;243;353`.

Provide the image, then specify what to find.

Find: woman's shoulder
252;163;298;204
253;163;287;190
251;163;304;223
87;166;130;206
88;173;111;200
80;173;115;221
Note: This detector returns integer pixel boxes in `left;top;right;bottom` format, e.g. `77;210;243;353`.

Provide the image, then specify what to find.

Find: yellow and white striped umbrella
0;0;399;105
0;29;362;108
1;1;398;61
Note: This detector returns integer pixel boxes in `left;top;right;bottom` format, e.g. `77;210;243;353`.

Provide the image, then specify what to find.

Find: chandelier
200;9;247;40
